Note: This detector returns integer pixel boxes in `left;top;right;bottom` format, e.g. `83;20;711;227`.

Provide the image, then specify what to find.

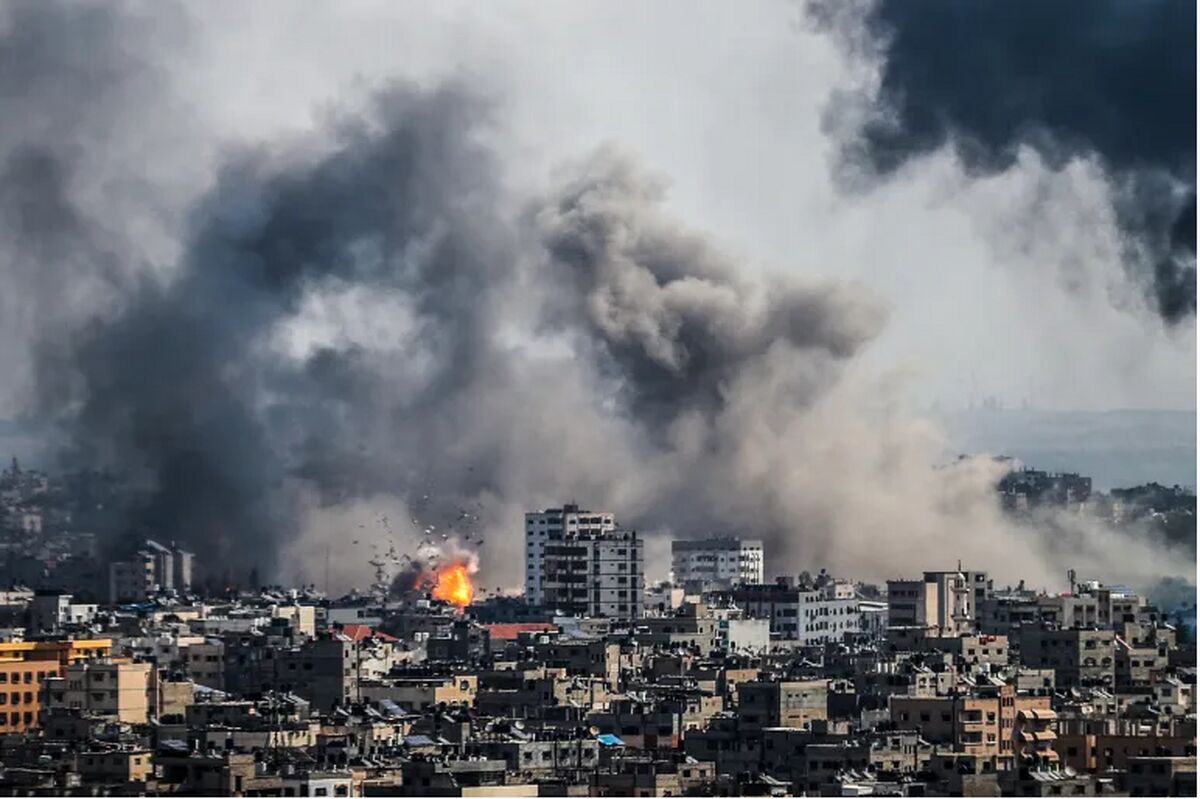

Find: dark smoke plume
32;80;512;576
0;1;191;402
3;1;1190;595
809;0;1196;322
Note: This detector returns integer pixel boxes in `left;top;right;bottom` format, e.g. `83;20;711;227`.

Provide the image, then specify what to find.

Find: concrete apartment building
359;674;477;711
0;640;113;734
1124;757;1198;797
738;679;828;733
27;591;99;636
524;505;616;604
526;504;644;620
184;640;225;691
714;578;863;645
0;660;59;734
890;685;1051;763
670;537;764;589
108;539;194;603
887;570;989;633
1018;628;1117;689
44;660;153;723
1055;718;1196;775
924;633;1010;668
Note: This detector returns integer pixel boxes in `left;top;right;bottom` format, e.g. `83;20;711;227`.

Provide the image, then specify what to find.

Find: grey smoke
3;1;1190;596
535;148;885;423
808;0;1196;323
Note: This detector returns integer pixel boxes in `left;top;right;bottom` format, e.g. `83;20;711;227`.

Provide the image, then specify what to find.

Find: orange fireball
432;562;475;608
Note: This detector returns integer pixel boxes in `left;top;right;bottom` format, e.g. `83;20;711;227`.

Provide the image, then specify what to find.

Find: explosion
431;561;475;608
390;538;481;609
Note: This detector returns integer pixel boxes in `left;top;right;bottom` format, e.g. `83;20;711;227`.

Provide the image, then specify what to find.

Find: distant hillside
936;409;1195;490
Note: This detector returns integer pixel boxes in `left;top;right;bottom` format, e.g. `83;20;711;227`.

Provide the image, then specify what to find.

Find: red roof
339;623;399;643
484;623;558;641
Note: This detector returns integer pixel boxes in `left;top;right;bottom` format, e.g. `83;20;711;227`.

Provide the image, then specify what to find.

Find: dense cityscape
0;458;1193;796
0;1;1195;797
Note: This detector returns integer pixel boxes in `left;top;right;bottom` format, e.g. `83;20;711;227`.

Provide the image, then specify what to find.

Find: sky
0;0;1194;593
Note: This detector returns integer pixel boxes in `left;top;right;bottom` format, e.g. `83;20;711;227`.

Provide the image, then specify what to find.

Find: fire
431;562;475;608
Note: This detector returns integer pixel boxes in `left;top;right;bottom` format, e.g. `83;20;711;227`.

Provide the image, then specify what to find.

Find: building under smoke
525;504;644;620
670;536;764;591
108;539;193;603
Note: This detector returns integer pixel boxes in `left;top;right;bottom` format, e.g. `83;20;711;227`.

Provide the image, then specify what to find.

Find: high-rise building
524;505;615;605
144;540;175;591
670;536;763;589
109;540;195;603
109;552;157;604
524;504;643;620
173;546;194;593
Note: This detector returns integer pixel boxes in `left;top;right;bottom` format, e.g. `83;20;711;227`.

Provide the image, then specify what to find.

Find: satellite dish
513;720;526;730
588;726;601;736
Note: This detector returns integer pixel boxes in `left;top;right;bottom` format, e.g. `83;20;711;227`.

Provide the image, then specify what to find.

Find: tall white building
670;537;763;589
524;504;643;619
524;505;615;604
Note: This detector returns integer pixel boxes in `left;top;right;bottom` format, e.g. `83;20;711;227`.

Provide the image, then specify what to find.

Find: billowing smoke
2;1;1192;595
0;1;194;411
808;0;1196;322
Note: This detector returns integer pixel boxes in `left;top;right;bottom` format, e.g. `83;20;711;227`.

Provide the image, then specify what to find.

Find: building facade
109;540;195;603
525;505;644;620
44;660;154;724
670;537;764;590
714;579;863;645
524;505;615;605
887;570;985;633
